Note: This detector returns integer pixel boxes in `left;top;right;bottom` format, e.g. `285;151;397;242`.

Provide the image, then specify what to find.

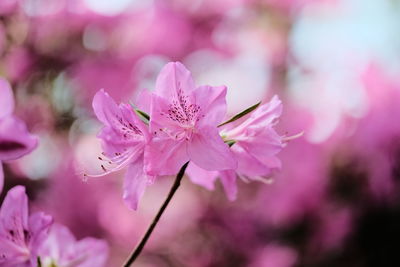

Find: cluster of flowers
90;62;285;210
0;186;108;267
0;61;284;265
0;79;108;266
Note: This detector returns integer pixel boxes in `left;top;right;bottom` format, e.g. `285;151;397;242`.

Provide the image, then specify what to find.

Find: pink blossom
0;79;38;193
37;224;108;267
0;186;53;266
188;96;284;200
146;62;237;176
91;89;154;210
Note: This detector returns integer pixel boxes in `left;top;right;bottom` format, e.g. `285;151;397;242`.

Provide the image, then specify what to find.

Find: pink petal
38;224;108;267
92;89;121;127
0;78;14;119
149;93;183;134
0;237;28;266
239;126;283;158
241;95;282;129
154;62;195;99
93;90;149;143
188;126;237;171
219;170;238;201
38;224;75;261
232;144;273;177
123;159;148;210
0;186;29;247
194;85;227;127
72;237;108;267
145;138;188;176
28;212;53;255
135;89;152;114
0;116;38;161
186;162;218;190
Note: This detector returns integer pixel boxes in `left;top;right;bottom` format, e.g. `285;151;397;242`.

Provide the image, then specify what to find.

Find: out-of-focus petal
28;212;53;254
154;62;195;99
0;78;14;118
0;186;29;247
186;162;218;190
219;170;238;201
233;144;273;177
123;159;148;210
73;237;108;267
239;126;283;158
194;85;227;127
38;224;108;267
188;126;237;171
0;116;38;161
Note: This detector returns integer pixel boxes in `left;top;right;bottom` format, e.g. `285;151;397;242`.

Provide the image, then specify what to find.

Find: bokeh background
1;0;400;266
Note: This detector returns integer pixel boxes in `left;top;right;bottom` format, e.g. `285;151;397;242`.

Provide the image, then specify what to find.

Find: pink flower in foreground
91;89;154;210
146;62;236;175
188;96;285;200
0;78;38;193
37;224;108;267
0;186;53;266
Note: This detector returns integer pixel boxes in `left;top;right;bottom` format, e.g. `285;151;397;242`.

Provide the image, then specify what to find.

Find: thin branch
122;162;190;266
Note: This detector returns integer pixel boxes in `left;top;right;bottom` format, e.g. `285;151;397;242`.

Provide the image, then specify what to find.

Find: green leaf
130;102;150;124
218;102;261;127
224;139;236;147
37;257;42;267
135;109;150;121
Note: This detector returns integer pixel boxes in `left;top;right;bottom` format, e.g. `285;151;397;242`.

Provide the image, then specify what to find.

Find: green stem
122;162;190;267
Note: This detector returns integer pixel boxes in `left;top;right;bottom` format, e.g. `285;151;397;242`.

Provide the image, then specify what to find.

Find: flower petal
155;62;195;99
92;89;121;127
188;126;237;171
149;93;184;134
38;224;108;267
186;162;218;190
232;144;273;177
0;78;14;119
72;237;108;267
0;186;29;247
145;138;188;176
219;170;238;201
28;212;53;255
37;223;75;263
194;85;227;127
123;159;148;210
0;116;38;161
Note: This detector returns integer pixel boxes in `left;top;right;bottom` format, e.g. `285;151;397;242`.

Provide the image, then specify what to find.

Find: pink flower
188;96;285;200
91;89;154;210
146;62;237;176
37;224;108;267
0;186;53;266
0;79;38;193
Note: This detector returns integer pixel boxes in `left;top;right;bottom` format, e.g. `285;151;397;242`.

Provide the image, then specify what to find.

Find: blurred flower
146;62;236;175
0;79;38;192
0;186;52;266
37;223;108;267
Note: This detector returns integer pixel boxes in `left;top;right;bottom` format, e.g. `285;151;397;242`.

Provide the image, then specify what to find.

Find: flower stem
122;162;190;266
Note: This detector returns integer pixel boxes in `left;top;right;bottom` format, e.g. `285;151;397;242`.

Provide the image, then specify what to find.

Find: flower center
167;90;201;126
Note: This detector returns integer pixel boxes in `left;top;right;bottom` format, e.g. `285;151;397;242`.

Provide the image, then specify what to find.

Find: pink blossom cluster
0;186;108;267
0;79;109;266
91;62;284;210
